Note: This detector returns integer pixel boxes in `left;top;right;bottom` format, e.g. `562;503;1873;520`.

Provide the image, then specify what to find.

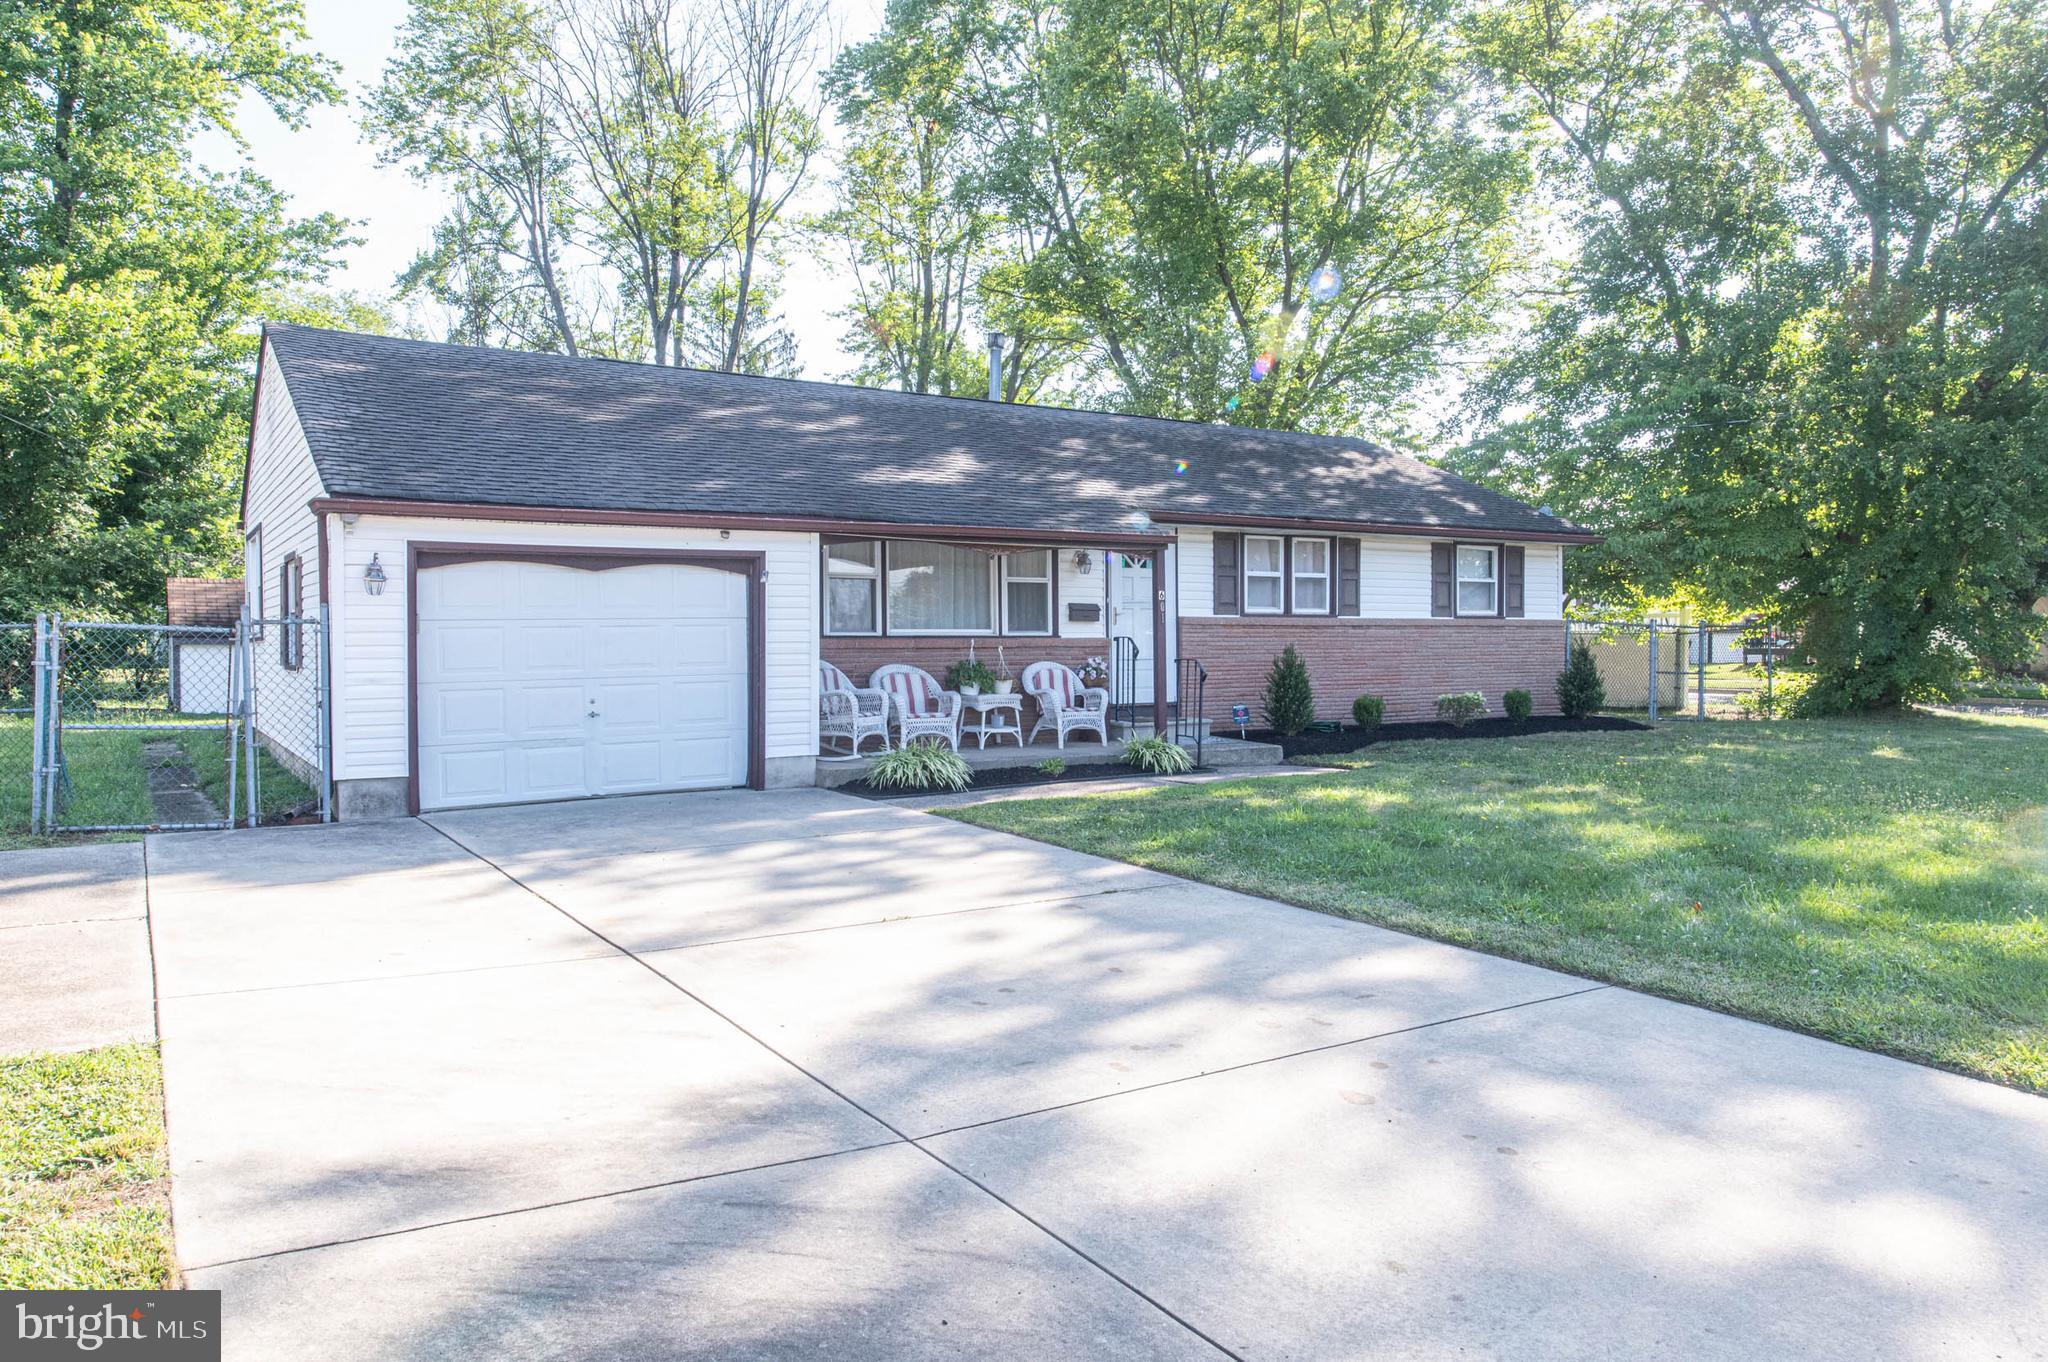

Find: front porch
814;732;1284;789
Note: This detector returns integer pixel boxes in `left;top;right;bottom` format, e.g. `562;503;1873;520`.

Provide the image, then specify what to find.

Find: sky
193;0;886;379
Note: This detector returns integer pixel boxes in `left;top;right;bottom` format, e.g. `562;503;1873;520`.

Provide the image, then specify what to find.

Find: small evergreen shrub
1556;639;1606;718
1351;694;1385;730
865;743;973;791
1262;645;1316;736
1033;757;1067;776
1124;736;1195;774
945;659;995;692
1502;688;1533;722
1435;691;1487;727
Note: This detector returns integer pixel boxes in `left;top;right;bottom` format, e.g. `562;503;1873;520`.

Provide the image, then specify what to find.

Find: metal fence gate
15;608;330;836
1566;620;1800;720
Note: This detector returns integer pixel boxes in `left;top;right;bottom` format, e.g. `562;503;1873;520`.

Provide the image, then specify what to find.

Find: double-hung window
278;554;304;668
1244;535;1285;613
824;540;881;635
1001;550;1053;635
1456;546;1498;616
886;540;995;633
1291;538;1331;613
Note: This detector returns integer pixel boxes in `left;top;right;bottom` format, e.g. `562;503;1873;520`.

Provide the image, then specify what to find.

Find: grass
0;1044;174;1289
0;714;312;842
946;712;2048;1092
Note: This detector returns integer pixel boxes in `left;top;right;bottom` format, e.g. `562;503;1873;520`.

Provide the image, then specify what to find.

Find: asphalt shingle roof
265;324;1593;541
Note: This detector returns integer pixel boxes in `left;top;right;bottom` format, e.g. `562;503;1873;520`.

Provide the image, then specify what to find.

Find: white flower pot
960;683;981;697
993;679;1015;695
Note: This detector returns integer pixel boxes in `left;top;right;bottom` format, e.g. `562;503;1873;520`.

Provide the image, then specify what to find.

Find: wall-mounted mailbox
1067;602;1101;623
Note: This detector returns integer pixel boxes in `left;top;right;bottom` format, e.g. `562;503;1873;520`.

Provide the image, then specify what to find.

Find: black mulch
837;759;1211;801
1241;714;1650;761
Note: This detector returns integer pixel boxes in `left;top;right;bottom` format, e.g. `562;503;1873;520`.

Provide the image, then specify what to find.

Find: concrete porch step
815;733;1284;788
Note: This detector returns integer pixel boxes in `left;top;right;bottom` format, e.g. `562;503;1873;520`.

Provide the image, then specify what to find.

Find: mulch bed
1239;714;1650;761
838;759;1211;801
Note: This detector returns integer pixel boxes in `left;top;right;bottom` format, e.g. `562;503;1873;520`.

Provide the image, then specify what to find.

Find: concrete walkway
0;842;155;1055
137;790;2046;1361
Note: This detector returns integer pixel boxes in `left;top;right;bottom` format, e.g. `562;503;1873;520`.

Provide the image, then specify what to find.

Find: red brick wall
1180;616;1568;726
821;636;1106;733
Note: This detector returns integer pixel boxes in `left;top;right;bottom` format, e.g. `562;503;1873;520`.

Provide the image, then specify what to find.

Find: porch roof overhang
306;496;1173;553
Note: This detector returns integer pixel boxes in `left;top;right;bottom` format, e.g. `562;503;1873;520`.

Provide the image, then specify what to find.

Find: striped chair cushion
819;661;853;693
1025;662;1078;708
878;670;938;715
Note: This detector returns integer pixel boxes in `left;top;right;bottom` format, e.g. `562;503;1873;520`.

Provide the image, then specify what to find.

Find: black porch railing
1109;635;1140;729
1172;657;1207;767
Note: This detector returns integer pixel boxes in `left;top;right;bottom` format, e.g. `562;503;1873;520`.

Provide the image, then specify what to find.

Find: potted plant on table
946;657;996;697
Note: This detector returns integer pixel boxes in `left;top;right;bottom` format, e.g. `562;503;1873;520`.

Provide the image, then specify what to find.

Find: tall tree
955;0;1527;430
0;0;347;618
714;0;829;371
367;0;585;354
1464;0;2048;707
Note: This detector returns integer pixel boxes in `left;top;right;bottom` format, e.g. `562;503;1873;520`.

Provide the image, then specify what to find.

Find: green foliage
1351;694;1386;730
1503;688;1533;722
1033;757;1067;776
1262;645;1317;736
1556;640;1607;719
1123;735;1194;775
0;0;348;620
864;741;974;791
1460;0;2048;710
945;659;996;692
1435;692;1487;727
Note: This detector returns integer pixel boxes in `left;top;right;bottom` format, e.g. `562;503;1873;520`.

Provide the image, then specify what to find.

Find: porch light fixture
1073;549;1093;575
363;554;387;596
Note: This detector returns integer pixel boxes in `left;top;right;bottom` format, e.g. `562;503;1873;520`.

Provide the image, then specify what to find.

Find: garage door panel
595;623;664;673
418;560;751;812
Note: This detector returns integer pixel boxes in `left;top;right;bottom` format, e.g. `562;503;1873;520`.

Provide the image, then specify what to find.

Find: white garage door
417;559;749;811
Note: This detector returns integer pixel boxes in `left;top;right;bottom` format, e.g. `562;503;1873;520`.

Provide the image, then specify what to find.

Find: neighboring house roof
166;578;245;629
263;323;1597;543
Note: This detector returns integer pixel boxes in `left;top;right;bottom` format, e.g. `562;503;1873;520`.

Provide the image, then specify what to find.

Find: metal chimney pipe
985;331;1005;402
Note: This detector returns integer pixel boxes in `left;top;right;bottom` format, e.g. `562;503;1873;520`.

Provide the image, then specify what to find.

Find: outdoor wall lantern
363;554;387;596
1073;549;1094;575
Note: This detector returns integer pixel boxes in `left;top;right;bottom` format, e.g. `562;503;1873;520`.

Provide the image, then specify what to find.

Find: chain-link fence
1;623;34;834
9;610;329;837
1567;620;1800;720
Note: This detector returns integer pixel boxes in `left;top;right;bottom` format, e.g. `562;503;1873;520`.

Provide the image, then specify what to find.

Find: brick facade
821;635;1108;734
1180;616;1568;726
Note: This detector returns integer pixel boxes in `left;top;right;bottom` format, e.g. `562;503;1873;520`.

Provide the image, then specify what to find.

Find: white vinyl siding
241;346;328;772
1165;527;1564;621
1057;548;1107;638
1524;543;1565;619
331;515;818;781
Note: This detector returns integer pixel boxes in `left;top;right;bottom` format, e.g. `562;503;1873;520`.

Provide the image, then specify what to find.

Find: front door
1109;549;1176;705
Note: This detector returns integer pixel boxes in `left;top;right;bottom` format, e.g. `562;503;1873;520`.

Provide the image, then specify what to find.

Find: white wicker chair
870;663;963;751
1023;660;1110;748
819;661;891;759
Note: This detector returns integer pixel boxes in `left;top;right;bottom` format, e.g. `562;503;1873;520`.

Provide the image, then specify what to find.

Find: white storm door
1108;550;1176;704
416;559;748;811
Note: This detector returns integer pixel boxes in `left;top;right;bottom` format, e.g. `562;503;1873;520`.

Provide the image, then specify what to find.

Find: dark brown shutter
1503;546;1525;618
1430;543;1455;617
1212;533;1241;615
1282;538;1294;614
1337;538;1360;616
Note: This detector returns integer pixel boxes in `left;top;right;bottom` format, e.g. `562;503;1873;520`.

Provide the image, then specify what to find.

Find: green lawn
946;713;2048;1092
0;714;312;844
0;1044;174;1289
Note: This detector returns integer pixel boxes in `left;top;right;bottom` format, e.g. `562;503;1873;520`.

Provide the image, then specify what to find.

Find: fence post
1765;629;1774;713
240;604;260;828
1696;622;1707;719
1646;626;1659;722
29;615;47;835
317;603;332;823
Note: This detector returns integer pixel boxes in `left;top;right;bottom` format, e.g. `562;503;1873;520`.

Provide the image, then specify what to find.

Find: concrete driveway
145;789;2048;1361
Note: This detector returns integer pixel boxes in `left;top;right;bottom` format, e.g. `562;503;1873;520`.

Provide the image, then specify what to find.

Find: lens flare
1250;352;1275;381
1224;395;1241;413
1308;265;1342;303
1173;459;1189;475
1124;510;1154;531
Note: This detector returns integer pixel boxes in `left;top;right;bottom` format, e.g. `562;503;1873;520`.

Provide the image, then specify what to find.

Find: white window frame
822;539;882;637
1000;549;1054;636
880;539;998;636
1243;534;1286;614
1455;544;1499;617
1291;537;1332;615
278;554;304;669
